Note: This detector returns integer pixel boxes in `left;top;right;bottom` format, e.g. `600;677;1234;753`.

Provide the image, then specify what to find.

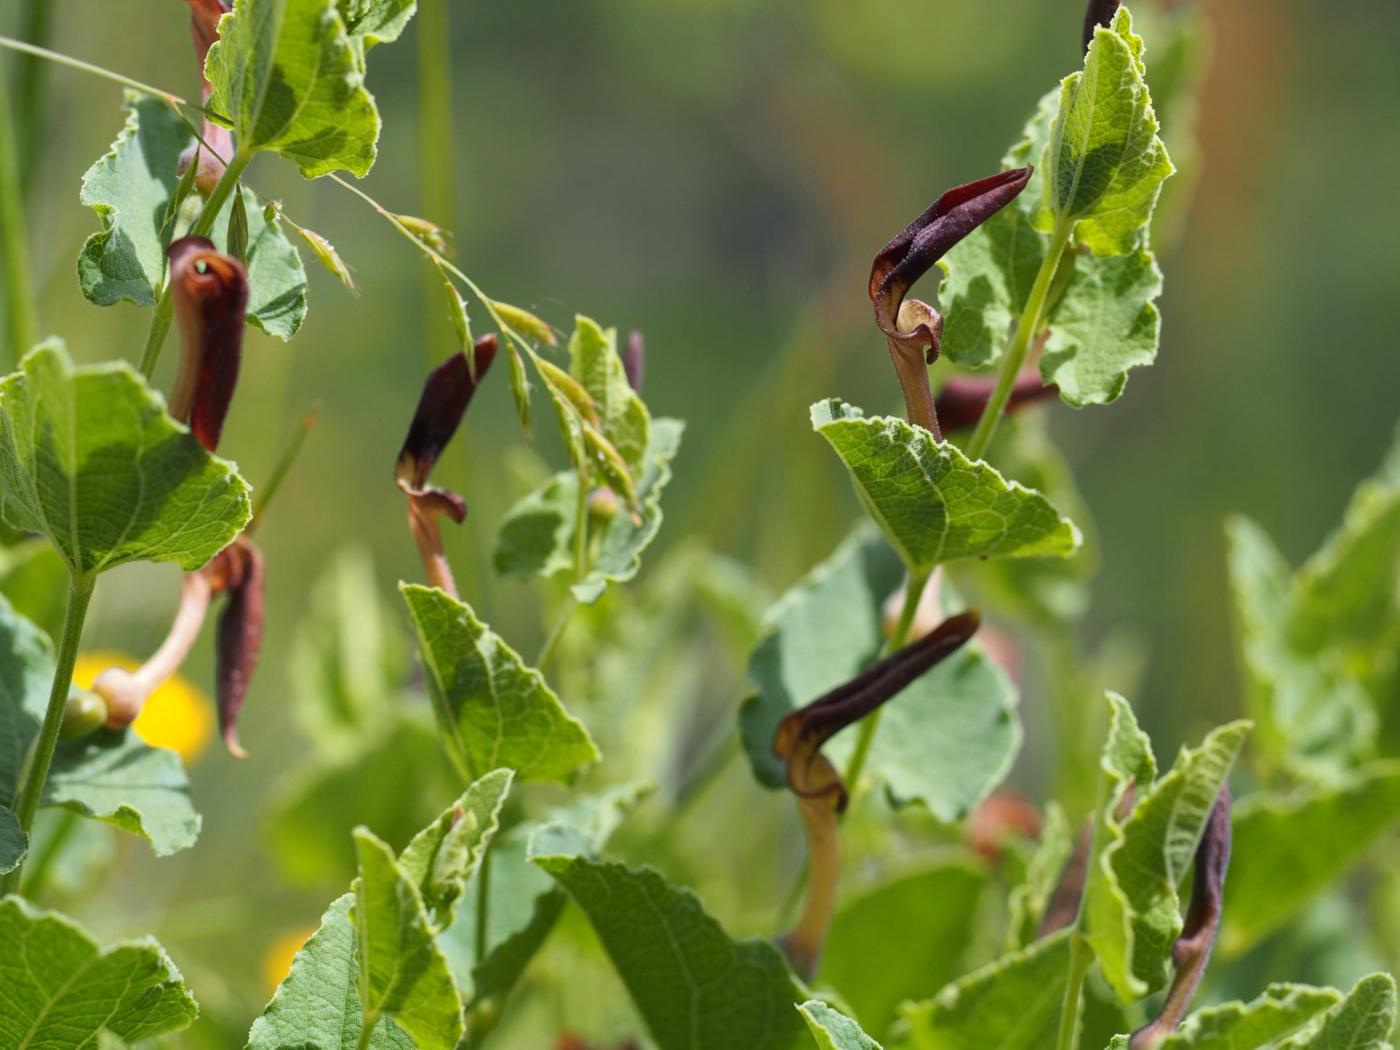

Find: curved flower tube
869;169;1032;438
168;235;248;451
179;0;235;195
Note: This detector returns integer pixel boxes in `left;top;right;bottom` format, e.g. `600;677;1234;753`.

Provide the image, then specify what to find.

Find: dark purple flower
168;236;248;452
1084;0;1122;52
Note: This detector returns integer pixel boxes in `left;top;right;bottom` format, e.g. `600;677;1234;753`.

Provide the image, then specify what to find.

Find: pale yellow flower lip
72;651;214;764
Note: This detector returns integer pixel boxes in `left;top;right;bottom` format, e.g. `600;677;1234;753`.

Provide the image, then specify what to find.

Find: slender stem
1056;933;1094;1050
0;62;37;367
13;0;53;197
966;220;1073;460
841;568;931;792
0;35;186;106
418;0;456;365
139;149;253;379
474;841;492;967
573;466;590;584
18;809;79;900
251;404;320;529
1;575;94;896
356;1017;377;1050
534;595;576;671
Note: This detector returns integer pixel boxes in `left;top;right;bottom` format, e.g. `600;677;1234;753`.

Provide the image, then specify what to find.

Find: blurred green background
4;0;1399;1042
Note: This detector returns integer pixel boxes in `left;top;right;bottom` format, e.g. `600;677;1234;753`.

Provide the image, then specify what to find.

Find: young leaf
0;341;251;578
442;782;649;1012
228;183;250;262
1279;974;1396;1050
399;767;512;928
78;94;307;338
0;594;201;857
493;418;685;604
339;0;418;65
899;930;1073;1050
352;827;464;1050
0;804;25;873
1042;7;1174;254
532;855;809;1050
248;894;415;1049
1221;762;1400;956
822;861;986;1036
400;585;599;781
1147;983;1341;1050
740;529;1020;820
1084;700;1248;1004
0;896;198;1046
206;0;381;178
811;400;1080;573
799;1001;883;1050
569;314;650;471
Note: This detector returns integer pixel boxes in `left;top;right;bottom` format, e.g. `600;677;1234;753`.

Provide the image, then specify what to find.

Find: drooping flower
168;236;248;451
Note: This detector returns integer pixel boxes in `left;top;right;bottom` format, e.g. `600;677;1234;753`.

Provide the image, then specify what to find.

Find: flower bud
60;689;109;741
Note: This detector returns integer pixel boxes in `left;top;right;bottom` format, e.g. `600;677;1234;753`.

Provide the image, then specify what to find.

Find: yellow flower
72;651;214;764
262;924;318;996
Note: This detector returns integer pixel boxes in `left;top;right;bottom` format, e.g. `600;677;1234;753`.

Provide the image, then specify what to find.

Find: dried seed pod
167;236;248;451
870;169;1032;437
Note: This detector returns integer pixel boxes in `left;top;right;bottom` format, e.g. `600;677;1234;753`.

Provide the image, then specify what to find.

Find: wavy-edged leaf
352;828;463;1050
1085;703;1248;1003
441;781;648;1013
823;861;986;1036
493;418;684;604
741;529;1020;821
400;585;598;782
1144;983;1343;1050
1222;762;1400;957
0;805;24;873
569;315;649;471
1280;974;1396;1050
533;854;808;1050
206;0;381;178
0;341;251;577
0;896;198;1046
801;1001;883;1050
0;595;201;857
338;0;417;65
898;930;1072;1050
399;768;512;929
78;94;308;338
248;894;415;1049
1042;7;1174;254
811;400;1079;573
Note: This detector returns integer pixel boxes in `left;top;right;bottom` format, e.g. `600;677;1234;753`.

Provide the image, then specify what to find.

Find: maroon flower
167;236;248;452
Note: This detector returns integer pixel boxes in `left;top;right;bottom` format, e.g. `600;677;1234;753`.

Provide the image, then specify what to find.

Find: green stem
250;403;320;529
965;219;1073;460
534;595;576;671
1;574;94;897
13;0;53;197
138;148;252;379
0;62;37;367
474;840;492;968
356;1017;378;1050
1056;933;1094;1050
841;568;931;792
535;463;591;669
18;809;80;900
418;0;456;365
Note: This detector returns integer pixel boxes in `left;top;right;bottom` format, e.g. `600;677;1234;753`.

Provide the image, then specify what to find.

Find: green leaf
493;418;685;604
290;547;407;756
0;896;198;1046
1221;762;1400;957
811;400;1080;573
248;894;415;1049
45;729;202;856
353;828;464;1050
1040;247;1162;407
937;89;1164;404
1149;983;1342;1050
1042;7;1174;254
0;341;252;578
78;94;308;339
338;0;417;65
569;315;649;472
1226;516;1374;781
1006;802;1073;950
0;594;201;856
0;805;24;873
800;1000;883;1050
441;781;647;1011
1085;701;1249;1003
740;529;1021;821
822;861;986;1036
1280;974;1397;1050
400;585;598;782
206;0;381;178
532;854;808;1050
399;768;512;929
898;931;1072;1050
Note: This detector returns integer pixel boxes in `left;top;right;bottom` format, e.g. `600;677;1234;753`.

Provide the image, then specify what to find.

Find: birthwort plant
0;1;1397;1049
